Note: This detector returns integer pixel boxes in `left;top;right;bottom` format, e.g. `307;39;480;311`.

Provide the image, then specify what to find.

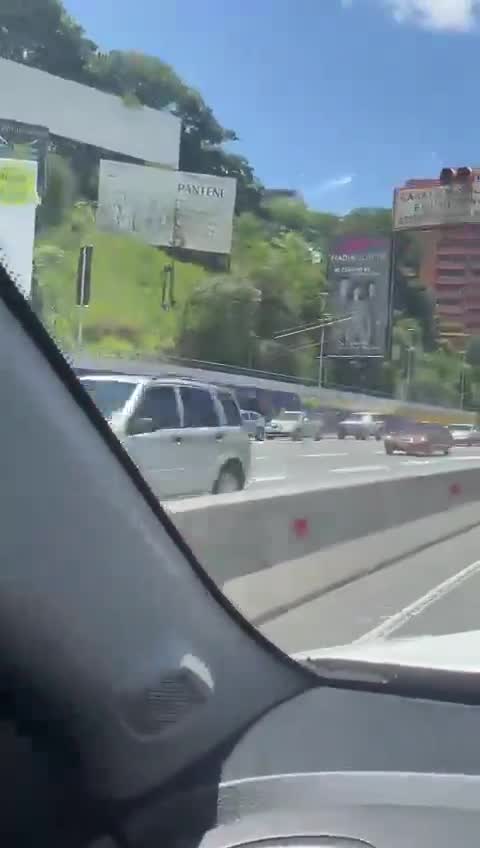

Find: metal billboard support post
75;244;93;351
77;311;84;349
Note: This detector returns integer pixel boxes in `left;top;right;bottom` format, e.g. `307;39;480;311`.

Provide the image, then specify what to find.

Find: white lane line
330;465;389;474
356;558;480;643
401;459;431;466
251;475;287;483
448;455;480;461
300;452;348;459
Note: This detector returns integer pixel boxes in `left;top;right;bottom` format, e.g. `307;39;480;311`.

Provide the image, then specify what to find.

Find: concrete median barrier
167;466;480;591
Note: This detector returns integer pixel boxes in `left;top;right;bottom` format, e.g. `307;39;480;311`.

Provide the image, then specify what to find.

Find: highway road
260;519;480;657
248;436;480;493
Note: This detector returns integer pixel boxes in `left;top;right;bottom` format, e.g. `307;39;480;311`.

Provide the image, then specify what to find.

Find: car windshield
6;0;480;682
278;411;301;420
81;378;137;418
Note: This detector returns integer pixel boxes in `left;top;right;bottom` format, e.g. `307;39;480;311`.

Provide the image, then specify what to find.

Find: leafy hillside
36;204;206;357
4;0;480;410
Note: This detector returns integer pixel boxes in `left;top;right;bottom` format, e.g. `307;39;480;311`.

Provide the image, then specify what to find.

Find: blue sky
64;0;480;214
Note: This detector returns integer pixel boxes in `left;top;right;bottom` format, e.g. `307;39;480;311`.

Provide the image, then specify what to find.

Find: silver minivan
80;374;251;498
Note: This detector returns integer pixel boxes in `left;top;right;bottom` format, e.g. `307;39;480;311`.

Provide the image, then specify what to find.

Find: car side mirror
128;416;155;435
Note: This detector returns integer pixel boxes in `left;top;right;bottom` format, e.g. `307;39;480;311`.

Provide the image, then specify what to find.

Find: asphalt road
248;436;480;493
260;519;480;656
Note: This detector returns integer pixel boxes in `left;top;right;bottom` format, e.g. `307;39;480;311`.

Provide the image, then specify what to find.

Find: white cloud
310;174;354;194
384;0;479;31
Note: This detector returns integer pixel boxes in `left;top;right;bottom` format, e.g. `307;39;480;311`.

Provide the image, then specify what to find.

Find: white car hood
268;419;298;432
294;629;480;674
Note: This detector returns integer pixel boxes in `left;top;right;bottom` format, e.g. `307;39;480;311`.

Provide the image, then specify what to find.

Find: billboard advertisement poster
96;160;176;247
327;235;391;358
173;171;237;254
393;179;480;231
0;58;181;169
0;118;49;197
96;159;237;255
0;159;38;299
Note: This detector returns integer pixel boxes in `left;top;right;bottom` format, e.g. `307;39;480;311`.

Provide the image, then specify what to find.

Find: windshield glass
6;0;480;677
278;411;301;420
81;379;137;418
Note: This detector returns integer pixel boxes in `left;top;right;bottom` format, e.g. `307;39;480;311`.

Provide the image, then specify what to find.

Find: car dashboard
118;683;480;848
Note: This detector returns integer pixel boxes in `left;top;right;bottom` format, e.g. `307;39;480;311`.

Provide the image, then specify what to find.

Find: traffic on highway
7;3;480;843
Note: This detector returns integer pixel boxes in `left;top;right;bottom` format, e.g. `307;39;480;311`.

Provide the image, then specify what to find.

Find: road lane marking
355;558;480;643
448;455;480;461
401;459;431;466
330;465;389;474
251;475;287;483
300;452;348;459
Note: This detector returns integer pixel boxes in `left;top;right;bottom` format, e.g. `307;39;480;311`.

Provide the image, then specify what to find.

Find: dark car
384;422;453;456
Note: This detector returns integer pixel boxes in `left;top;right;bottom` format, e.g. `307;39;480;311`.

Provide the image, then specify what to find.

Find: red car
384;423;453;456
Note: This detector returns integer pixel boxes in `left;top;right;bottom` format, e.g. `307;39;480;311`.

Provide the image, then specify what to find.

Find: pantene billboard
96;159;237;254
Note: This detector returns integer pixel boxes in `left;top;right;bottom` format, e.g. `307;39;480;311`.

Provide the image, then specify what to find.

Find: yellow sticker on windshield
0;161;38;205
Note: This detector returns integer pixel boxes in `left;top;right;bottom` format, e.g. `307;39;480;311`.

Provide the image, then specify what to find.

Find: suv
80;374;251;498
337;412;385;441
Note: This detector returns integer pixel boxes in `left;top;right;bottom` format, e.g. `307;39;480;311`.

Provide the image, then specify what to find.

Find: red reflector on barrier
449;482;461;497
292;518;309;538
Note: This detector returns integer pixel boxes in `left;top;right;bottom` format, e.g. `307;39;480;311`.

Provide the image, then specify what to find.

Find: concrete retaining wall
167;467;480;595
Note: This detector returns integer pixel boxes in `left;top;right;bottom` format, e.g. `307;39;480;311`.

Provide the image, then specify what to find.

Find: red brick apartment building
403;175;480;345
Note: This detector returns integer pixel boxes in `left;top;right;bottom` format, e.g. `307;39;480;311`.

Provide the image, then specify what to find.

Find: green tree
0;0;96;79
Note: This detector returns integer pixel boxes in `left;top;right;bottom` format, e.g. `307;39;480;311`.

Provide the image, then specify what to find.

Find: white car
80;374;251;498
265;410;323;441
240;409;266;440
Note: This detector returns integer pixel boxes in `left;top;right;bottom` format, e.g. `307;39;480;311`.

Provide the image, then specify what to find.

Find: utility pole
274;314;352;387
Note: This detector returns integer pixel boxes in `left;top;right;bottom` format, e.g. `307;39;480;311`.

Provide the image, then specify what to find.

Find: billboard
326;236;391;358
393;179;480;231
0;58;181;168
96;159;237;255
0;117;49;196
0;159;38;298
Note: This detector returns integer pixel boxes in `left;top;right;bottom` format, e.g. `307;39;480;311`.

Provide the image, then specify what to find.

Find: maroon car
384;422;453;456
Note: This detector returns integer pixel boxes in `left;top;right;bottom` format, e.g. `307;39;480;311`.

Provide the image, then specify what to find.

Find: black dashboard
123;684;480;848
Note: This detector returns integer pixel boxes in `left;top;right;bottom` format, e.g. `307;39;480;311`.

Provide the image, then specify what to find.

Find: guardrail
74;352;477;425
167;466;480;622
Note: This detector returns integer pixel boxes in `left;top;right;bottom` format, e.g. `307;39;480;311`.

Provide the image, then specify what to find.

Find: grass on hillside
36;206;208;357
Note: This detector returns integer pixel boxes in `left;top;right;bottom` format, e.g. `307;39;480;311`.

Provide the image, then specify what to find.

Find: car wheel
337;431;345;440
212;462;244;494
292;430;303;441
443;447;450;456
